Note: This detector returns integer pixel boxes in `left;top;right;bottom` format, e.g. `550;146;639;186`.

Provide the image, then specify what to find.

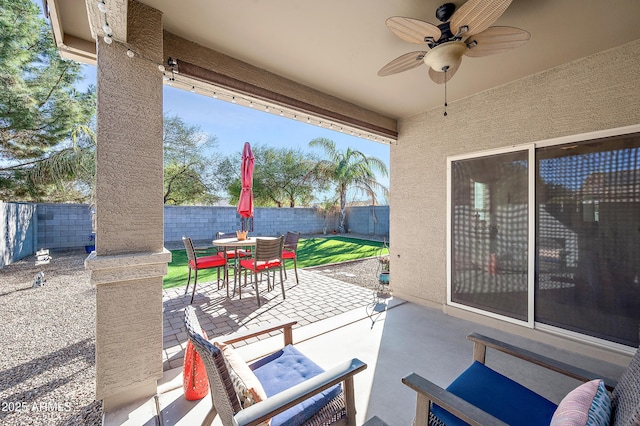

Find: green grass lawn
163;236;389;289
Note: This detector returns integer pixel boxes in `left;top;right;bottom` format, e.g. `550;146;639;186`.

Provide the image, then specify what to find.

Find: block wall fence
1;201;38;269
0;202;389;268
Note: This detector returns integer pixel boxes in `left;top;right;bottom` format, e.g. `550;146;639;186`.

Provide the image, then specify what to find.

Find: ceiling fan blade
385;17;441;44
378;51;428;76
450;0;513;38
464;26;530;57
428;58;461;84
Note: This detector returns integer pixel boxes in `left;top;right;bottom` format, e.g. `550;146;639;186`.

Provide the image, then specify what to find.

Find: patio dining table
212;236;278;297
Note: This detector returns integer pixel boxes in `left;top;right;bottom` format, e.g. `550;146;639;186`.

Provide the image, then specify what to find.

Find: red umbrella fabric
237;142;254;230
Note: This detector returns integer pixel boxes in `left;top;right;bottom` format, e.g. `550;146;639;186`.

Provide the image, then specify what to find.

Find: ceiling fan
378;0;530;84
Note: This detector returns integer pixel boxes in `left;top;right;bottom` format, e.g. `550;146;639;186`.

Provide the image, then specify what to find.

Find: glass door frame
446;123;640;351
447;144;536;328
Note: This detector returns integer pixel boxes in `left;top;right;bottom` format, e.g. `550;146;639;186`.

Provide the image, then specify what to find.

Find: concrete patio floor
161;267;390;371
107;270;628;425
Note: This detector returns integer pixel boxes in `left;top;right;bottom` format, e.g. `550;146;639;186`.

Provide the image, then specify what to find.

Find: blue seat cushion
249;345;342;426
431;361;558;426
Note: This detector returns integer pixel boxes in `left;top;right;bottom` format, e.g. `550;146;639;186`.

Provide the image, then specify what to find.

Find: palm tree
309;137;389;233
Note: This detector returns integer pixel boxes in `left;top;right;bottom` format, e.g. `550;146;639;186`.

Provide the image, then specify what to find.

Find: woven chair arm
402;372;508;426
467;333;618;390
222;319;298;346
233;358;367;426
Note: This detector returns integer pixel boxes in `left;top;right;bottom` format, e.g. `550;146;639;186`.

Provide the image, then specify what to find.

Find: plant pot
379;272;390;284
236;230;248;241
85;245;95;253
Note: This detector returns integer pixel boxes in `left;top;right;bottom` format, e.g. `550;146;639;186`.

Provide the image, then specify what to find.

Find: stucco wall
390;39;640;307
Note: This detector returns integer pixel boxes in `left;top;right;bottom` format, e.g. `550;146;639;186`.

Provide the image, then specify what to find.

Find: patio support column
84;1;169;410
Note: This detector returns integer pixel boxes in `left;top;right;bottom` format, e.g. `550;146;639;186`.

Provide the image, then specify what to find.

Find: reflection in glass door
450;150;530;322
536;135;640;347
448;131;640;348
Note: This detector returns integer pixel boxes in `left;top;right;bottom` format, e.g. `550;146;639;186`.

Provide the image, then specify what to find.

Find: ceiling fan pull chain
444;69;448;117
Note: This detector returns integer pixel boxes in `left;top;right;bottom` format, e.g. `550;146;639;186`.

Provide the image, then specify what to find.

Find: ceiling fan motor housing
435;3;456;22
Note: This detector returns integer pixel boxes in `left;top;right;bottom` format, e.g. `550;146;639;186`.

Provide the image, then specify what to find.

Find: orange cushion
190;255;226;269
239;259;281;271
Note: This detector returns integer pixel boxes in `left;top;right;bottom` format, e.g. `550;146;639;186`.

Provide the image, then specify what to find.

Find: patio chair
402;332;640;426
183;236;227;304
184;305;367;426
282;231;300;284
239;236;285;307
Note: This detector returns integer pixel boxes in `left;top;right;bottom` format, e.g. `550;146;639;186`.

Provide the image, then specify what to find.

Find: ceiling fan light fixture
423;41;466;72
380;0;528;83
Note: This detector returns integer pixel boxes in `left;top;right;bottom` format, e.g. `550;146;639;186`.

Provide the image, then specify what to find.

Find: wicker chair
184;306;367;426
239;236;285;307
403;333;640;426
183;236;227;304
282;231;301;284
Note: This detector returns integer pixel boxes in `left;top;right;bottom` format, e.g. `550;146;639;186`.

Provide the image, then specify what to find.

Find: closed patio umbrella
237;142;254;231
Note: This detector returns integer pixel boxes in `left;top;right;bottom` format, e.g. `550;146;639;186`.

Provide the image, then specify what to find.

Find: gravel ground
0;250;101;426
306;257;390;292
0;249;386;425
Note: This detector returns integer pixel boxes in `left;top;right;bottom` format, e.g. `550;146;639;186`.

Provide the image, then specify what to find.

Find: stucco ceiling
50;0;640;119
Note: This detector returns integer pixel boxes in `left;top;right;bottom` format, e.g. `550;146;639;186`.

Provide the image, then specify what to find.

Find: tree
0;0;95;161
1;114;222;204
221;144;322;207
309;137;389;233
0;124;96;202
163;115;221;205
0;0;95;201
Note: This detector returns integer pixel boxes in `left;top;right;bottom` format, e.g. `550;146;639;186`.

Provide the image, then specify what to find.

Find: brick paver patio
162;268;383;370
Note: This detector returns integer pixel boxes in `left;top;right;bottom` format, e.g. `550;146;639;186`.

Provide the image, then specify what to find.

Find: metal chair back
254;236;284;263
182;236;197;264
283;231;300;253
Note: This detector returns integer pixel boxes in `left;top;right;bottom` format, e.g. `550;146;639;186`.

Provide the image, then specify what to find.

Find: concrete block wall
346;205;390;236
1;202;37;269
164;206;340;242
37;203;94;250
1;202;389;266
252;207;331;237
164;206;241;242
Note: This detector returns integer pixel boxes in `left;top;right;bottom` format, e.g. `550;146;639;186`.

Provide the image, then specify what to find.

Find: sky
80;65;390;201
30;0;389;203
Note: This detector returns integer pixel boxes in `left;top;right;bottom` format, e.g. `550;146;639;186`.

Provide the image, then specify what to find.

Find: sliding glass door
449;131;640;348
449;148;532;323
536;134;640;347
